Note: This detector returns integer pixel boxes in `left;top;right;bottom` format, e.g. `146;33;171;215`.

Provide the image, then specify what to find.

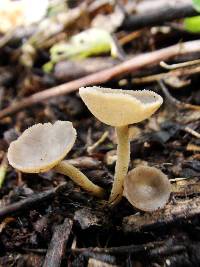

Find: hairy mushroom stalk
7;121;104;198
79;86;163;205
123;166;171;211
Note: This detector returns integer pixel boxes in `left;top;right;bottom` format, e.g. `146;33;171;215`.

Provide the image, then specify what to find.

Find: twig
1;40;200;119
71;241;162;254
0;183;67;219
87;131;109;154
71;240;185;260
158;80;200;111
160;59;200;70
133;65;200;84
184;126;200;139
148;244;186;259
123;0;198;30
42;218;73;267
119;30;141;46
158;80;185;107
22;248;47;254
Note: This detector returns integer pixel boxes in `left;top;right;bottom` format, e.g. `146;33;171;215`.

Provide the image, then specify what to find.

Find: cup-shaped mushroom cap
79;87;163;127
7;121;77;173
123;166;171;212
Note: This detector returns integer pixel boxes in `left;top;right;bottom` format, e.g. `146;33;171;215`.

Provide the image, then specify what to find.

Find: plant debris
0;0;200;266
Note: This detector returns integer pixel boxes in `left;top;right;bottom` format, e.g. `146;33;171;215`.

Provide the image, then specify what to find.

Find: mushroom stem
54;160;105;198
109;125;130;204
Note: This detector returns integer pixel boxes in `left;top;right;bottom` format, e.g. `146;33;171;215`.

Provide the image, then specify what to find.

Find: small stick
1;40;200;119
71;241;162;254
158;80;200;111
133;65;200;84
87;131;109;154
119;31;141;46
42;218;73;267
22;248;47;254
71;240;185;259
148;244;186;259
122;0;198;30
0;183;67;219
184;126;200;139
158;80;183;108
160;59;200;70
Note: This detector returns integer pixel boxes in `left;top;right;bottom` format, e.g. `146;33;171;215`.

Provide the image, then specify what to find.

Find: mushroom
79;86;163;204
7;121;104;198
123;166;171;211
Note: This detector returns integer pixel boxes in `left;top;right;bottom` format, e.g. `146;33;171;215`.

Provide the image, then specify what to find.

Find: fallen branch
42;218;73;267
0;183;67;219
123;0;198;30
1;40;200;119
123;196;200;232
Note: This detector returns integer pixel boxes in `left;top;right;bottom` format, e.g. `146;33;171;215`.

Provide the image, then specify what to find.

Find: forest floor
0;0;200;266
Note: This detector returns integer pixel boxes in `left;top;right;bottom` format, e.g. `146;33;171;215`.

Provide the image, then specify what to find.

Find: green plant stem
54;160;105;198
109;125;130;205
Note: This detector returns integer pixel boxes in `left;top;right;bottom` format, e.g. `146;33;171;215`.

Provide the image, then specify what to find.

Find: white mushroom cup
7;121;104;198
79;87;163;204
123;166;171;212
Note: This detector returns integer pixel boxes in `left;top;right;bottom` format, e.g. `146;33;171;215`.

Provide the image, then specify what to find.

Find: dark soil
0;1;200;266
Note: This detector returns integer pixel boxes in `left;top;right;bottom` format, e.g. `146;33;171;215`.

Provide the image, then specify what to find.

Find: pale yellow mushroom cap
7;121;77;173
79;87;163;127
123;166;171;212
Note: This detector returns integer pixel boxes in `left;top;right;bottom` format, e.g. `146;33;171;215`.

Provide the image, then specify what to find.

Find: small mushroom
79;86;163;204
123;166;171;211
7;121;104;198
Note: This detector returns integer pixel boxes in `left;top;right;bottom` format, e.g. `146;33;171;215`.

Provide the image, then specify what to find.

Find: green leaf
43;61;54;73
192;0;200;12
50;28;116;62
184;16;200;33
44;28;118;72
